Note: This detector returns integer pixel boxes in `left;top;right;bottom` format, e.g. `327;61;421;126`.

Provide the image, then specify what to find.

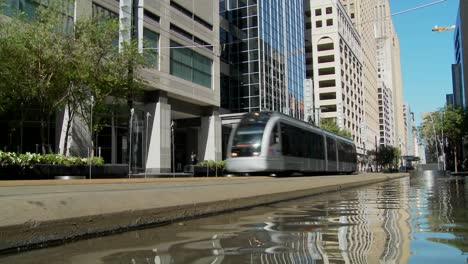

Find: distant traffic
226;112;357;176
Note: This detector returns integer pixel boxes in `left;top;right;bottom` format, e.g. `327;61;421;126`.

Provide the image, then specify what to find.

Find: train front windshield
231;123;265;157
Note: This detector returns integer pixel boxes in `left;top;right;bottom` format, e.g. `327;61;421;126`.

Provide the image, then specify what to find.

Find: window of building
315;9;322;16
143;28;159;69
170;0;213;30
170;23;212;51
319;67;335;75
316;20;322;28
326;19;333;26
326;7;332;14
4;0;74;25
319;92;336;100
92;3;118;19
318;55;334;63
170;41;212;88
144;9;160;23
317;42;334;51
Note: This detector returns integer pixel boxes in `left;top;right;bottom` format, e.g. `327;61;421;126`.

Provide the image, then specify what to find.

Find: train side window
327;137;336;161
270;124;280;146
311;131;324;159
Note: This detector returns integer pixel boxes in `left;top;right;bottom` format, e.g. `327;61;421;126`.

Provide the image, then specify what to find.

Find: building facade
341;0;380;156
453;1;468;109
375;0;406;155
219;0;305;119
378;83;394;146
2;0;222;173
403;103;413;157
304;0;365;154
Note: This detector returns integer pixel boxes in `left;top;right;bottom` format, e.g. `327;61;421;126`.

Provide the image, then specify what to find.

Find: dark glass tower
220;0;305;119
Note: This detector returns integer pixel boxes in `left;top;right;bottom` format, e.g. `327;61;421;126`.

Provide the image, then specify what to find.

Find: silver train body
226;112;357;175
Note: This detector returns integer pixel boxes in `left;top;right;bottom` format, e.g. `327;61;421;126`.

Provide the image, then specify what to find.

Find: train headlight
231;152;238;157
252;152;260;156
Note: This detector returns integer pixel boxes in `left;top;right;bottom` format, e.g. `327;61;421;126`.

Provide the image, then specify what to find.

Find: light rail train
226;111;357;175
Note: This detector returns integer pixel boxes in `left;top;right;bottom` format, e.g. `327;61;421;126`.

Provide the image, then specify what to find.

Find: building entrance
171;118;200;172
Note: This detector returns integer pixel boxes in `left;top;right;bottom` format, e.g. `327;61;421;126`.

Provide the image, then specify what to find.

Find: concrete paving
0;173;408;252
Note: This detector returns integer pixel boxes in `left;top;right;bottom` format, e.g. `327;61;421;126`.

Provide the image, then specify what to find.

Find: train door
326;137;337;171
323;135;328;171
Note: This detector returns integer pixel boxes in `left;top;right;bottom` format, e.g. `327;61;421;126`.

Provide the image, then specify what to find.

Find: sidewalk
0;173;407;252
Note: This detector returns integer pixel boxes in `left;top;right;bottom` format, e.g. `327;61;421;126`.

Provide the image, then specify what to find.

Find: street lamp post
430;25;453;170
89;96;94;179
171;121;175;178
129;108;134;177
429;114;441;170
432;25;456;32
314;106;322;126
145;112;151;178
439;111;446;171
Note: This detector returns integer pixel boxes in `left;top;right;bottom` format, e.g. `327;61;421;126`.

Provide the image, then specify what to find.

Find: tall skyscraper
341;0;380;155
304;0;365;154
453;0;468;108
220;0;306;119
375;0;405;154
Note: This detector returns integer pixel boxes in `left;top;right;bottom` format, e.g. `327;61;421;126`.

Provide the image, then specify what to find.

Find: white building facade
304;0;365;154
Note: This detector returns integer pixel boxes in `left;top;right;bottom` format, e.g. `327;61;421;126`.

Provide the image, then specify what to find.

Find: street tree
0;4;148;155
62;17;147;156
320;118;352;139
442;106;467;172
420;106;467;172
69;17;147;158
0;4;70;154
375;145;398;170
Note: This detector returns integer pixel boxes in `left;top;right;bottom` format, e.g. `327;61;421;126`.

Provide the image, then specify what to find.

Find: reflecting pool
1;174;467;263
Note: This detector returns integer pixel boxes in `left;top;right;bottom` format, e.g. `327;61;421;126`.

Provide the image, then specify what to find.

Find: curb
0;173;407;253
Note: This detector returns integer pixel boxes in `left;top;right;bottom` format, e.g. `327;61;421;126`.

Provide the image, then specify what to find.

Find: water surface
1;174;467;263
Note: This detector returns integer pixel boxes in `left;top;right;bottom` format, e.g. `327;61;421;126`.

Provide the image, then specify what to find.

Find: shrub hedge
197;160;226;172
0;151;104;168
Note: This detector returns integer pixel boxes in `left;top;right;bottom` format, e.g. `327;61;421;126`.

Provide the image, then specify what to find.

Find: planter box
183;165;225;177
0;164;129;180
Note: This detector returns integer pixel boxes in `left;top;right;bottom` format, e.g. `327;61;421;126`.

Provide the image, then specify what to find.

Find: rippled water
1;174;467;263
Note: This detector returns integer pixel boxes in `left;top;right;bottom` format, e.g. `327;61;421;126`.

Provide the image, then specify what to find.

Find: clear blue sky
389;0;459;125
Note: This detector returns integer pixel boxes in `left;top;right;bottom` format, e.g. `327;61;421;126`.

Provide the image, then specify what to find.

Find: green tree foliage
375;145;398;170
419;106;467;171
0;3;147;155
320;118;353;139
64;18;146;155
0;4;70;153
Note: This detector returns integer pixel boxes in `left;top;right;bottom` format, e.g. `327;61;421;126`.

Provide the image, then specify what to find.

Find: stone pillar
144;91;171;173
198;107;222;161
74;0;92;21
56;106;90;158
56;108;70;156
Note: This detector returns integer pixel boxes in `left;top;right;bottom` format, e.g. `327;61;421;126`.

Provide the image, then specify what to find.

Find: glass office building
220;0;305;119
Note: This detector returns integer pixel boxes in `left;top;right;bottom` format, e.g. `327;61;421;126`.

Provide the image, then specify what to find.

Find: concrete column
198;108;222;161
74;0;92;20
56;106;91;158
56;108;70;156
145;92;171;173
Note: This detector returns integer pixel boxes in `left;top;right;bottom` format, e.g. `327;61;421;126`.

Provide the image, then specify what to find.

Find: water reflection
408;174;468;263
1;174;467;263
